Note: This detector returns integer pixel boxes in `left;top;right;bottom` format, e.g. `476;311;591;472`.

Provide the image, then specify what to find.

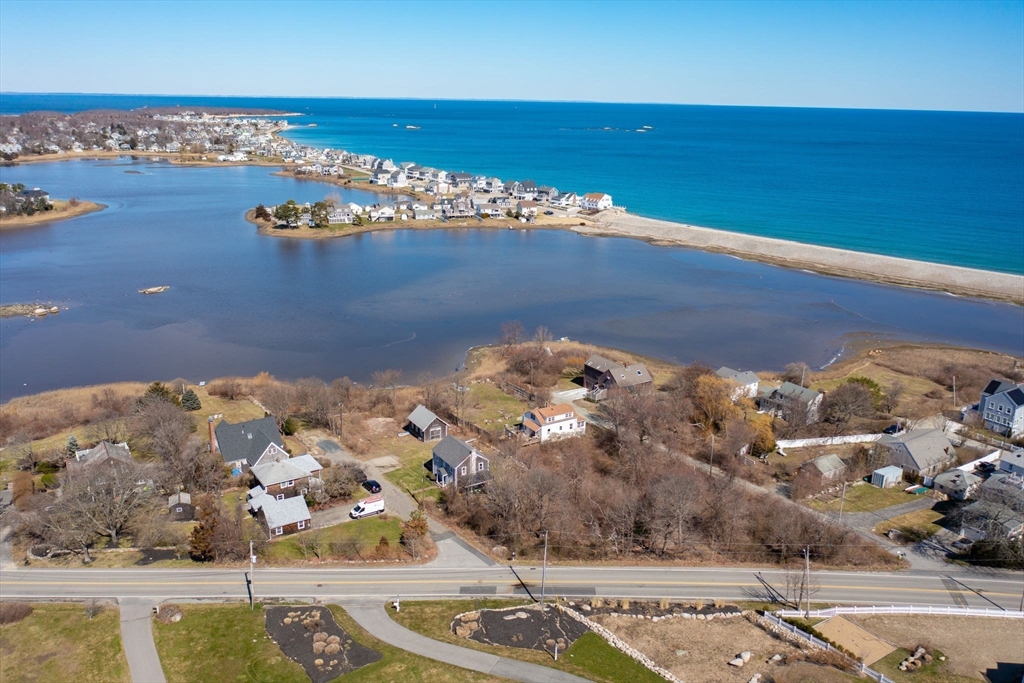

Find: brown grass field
0;200;105;230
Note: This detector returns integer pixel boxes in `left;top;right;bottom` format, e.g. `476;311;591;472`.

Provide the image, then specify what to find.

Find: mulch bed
265;606;381;683
136;549;178;565
453;605;588;654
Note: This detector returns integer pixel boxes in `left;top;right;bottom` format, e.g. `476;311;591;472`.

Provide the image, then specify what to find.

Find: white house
476;204;504;219
715;366;759;400
516;200;538;217
327;209;354;225
520;404;587;443
370;168;392;185
1000;448;1024;476
368;205;395;222
581;192;613;210
414;208;437;221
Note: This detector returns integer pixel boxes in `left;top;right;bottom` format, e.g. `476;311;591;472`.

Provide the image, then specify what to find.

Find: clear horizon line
1;91;1021;115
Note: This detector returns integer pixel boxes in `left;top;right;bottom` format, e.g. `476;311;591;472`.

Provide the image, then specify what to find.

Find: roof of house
933;469;981;492
260;495;311;529
432;436;479;469
586;355;652;388
70;441;133;470
585;354;619;372
981;472;1024;499
523;419;542;433
408;405;446;431
1007;388;1024;407
251;455;322;487
1000;448;1024;468
716;367;760;386
773;382;821;405
583;192;609;200
963;499;1024;535
215;416;284;467
168;492;191;506
882;428;954;471
983;379;1018;396
532;404;578;421
807;454;846;476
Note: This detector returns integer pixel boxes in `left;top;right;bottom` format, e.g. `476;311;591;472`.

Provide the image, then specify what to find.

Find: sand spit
584;210;1024;305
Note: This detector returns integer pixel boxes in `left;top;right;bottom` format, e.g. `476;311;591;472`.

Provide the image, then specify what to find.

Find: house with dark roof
716;367;759;400
407;405;448;442
432;436;490;490
68;441;134;474
978;379;1024;438
758;382;823;424
248;491;311;538
880;428;956;481
583;354;653;400
214;416;286;473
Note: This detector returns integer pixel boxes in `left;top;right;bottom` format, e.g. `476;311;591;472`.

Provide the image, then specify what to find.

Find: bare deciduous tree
499;320;524;354
821;382;875;434
257;382;295;427
782;362;812;388
882;380;906;414
58;460;156;546
371;369;402;411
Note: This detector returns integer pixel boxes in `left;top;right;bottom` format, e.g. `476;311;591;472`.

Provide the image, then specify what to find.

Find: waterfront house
520;404;586;443
369;205;395;222
933;469;982;501
425;180;451;195
387;170;409;188
450;172;473;189
758;382;823;424
345;202;364;216
511;182;536;201
978;379;1024;438
432;436;490;489
581;193;613;210
327;209;354;225
371;168;392;185
441;197;474;219
484;177;504;193
168;492;194;521
583;354;653;399
552;192;579;208
491;195;513;209
214;416;287;474
68;441;134;474
516;200;538;217
476;204;504;219
880;428;956;482
250;453;323;500
414;208;437;221
378;159;397;171
535;186;558;202
716;366;760;400
407;405;449;442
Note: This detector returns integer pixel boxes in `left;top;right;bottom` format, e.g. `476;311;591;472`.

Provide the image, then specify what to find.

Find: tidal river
0;159;1021;401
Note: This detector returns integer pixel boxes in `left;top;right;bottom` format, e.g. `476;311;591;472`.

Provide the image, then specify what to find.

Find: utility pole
539;531;549;610
249;540;255;610
803;546;811;618
708;433;715;475
838;482;847;522
952;375;957;408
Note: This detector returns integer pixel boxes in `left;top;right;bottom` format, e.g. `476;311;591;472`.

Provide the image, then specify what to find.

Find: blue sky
1;0;1022;112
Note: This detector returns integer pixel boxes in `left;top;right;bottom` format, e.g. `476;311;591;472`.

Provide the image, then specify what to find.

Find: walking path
119;598;166;683
342;603;591;683
0;526;15;570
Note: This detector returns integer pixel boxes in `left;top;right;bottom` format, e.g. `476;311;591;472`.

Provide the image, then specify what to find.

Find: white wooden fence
776;434;883;449
761;613;896;683
775;605;1024;619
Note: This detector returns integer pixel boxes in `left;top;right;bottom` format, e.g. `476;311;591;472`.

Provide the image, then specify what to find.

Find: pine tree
65;435;79;459
181;389;202;412
144;381;180;406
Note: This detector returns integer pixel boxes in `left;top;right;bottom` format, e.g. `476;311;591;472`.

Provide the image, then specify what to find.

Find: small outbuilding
871;465;904;489
800;453;847;483
168;492;194;521
407;405;449;442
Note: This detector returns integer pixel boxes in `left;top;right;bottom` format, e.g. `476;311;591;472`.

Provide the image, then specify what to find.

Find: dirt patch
364;417;396;434
593;612;810;682
815;616;895;665
265;606;381;683
848;614;1024;682
576;598;742;620
453;605;588;656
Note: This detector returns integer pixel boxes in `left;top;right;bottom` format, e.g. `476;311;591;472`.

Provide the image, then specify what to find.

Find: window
274;527;283;536
282;480;294;488
277;494;285;501
176;507;183;512
461;466;467;475
478;462;484;471
297;520;306;530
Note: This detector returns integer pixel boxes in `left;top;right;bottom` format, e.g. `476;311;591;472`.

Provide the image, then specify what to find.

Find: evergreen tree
143;381;180;406
188;498;218;562
65;435;79;459
254;204;271;220
181;389;202;412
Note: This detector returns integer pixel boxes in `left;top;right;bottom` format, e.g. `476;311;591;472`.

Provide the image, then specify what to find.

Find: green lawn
808;483;914;513
390;599;665;683
153;604;307;683
464;383;528;430
874;507;946;541
871;648;976;683
326;606;502;682
262;516;403;562
0;603;130;683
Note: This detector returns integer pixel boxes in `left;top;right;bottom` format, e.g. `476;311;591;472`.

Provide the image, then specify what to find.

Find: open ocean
1;93;1022;274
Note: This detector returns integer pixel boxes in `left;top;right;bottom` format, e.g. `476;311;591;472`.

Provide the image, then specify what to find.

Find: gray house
583;354;653;399
432;436;490;490
800;453;847;483
407;405;449;442
978;379;1024;438
880;428;956;481
214;416;287;474
715;367;759;400
932;469;981;501
759;382;823;424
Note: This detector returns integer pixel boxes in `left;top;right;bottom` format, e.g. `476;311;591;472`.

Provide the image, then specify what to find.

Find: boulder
740;651;752;662
728;658;745;667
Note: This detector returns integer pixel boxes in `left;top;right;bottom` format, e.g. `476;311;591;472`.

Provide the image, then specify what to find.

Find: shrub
40;472;57;489
324;643;341;655
180;389;202;412
282;417;299;436
0;602;33;625
84;600;104;619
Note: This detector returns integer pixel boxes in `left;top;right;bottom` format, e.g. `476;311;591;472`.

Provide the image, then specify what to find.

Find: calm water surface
0;160;1021;401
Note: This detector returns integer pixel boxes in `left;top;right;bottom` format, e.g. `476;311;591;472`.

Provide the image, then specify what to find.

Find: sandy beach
581;209;1024;304
0;199;106;230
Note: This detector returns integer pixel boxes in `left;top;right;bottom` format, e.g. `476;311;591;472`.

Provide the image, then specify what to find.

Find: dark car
882;424;903;435
362;479;382;494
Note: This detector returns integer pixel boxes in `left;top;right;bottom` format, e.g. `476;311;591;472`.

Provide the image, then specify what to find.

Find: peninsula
0;183;105;230
4;107;1022;303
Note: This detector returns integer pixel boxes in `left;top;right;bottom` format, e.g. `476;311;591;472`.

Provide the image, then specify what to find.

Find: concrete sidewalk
119;599;166;683
342;603;592;683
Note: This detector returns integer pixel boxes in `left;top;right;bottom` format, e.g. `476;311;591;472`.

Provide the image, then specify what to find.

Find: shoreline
0;199;106;231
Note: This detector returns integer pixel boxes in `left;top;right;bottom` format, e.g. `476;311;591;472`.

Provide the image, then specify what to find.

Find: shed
871;466;904;489
168;492;194;521
407;405;449;442
801;454;847;482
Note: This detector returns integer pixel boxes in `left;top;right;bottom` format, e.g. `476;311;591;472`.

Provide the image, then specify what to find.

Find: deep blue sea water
2;94;1022;274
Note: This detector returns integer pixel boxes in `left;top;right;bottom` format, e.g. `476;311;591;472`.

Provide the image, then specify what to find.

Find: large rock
740;651;751;662
728;658;745;667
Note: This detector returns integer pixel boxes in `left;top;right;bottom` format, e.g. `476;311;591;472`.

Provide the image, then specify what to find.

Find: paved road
119;598;166;683
344;603;590;683
3;565;1021;610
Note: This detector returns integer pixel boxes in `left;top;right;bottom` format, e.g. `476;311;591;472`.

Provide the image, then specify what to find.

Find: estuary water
2;94;1022;274
0;160;1021;401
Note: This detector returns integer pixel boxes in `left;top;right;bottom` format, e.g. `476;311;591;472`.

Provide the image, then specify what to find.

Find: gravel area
265;606;381;683
815;615;895;665
848;614;1024;682
453;605;588;655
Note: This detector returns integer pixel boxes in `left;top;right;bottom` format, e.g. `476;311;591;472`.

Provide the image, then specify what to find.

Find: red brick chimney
208;416;218;453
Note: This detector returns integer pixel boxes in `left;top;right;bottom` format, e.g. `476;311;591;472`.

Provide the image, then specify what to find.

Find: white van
350;494;385;519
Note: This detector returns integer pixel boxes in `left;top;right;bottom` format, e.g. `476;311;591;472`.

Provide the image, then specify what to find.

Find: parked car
883;424;904;435
543;210;554;215
362;479;382;494
951;538;974;553
350;495;385;519
975;461;996;473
